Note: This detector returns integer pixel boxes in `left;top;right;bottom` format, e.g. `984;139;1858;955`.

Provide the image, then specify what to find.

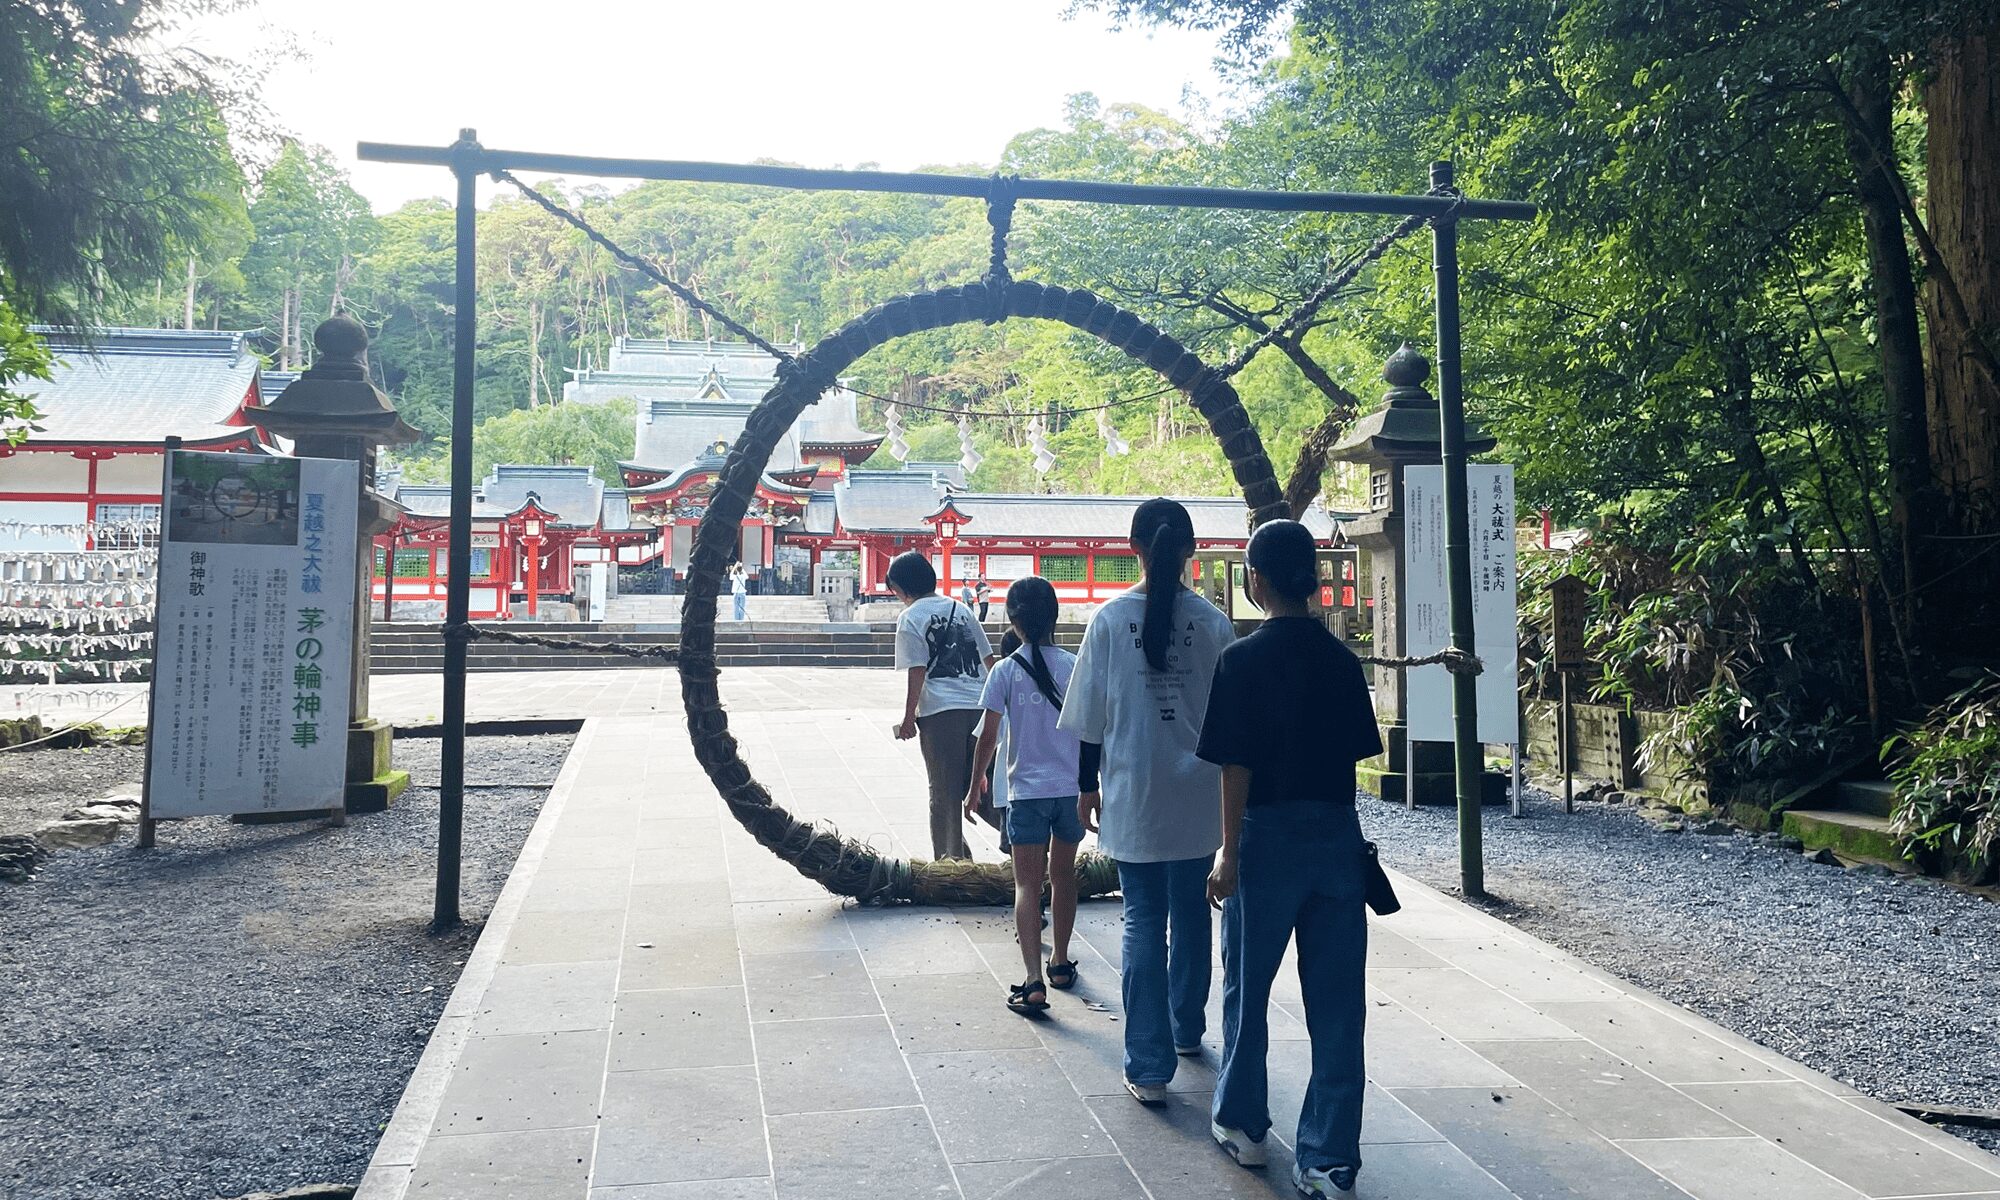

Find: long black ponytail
1005;575;1064;710
1132;498;1195;672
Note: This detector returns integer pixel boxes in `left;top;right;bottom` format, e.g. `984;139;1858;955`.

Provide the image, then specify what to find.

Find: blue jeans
732;591;747;621
1213;801;1369;1173
1116;854;1214;1087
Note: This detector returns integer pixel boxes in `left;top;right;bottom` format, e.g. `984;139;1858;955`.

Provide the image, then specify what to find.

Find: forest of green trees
5;0;1998;861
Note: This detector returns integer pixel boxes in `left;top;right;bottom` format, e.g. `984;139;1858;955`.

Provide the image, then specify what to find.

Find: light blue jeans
1115;854;1214;1087
1213;801;1368;1174
732;591;747;621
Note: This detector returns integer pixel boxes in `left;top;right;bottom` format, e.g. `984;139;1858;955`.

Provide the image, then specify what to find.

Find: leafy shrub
1886;673;2000;873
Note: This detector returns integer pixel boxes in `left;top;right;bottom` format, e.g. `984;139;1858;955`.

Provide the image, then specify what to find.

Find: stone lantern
245;315;419;812
1330;345;1498;806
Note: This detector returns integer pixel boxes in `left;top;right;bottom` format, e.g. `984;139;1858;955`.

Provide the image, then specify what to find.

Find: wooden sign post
1550;574;1589;813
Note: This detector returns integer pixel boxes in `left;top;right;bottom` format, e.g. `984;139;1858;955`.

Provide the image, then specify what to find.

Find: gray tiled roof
16;326;262;445
599;489;643;532
829;472;1347;543
629;399;807;475
478;465;606;528
384;482;508;520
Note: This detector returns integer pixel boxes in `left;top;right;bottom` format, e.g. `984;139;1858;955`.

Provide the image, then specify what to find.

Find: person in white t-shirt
889;551;994;860
1058;498;1234;1103
965;575;1082;1015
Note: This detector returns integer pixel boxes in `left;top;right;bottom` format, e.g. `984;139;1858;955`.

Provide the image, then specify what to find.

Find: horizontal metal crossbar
356;141;1538;222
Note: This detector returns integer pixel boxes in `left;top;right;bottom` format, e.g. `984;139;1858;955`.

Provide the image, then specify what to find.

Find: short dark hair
1247;519;1319;602
886;551;937;596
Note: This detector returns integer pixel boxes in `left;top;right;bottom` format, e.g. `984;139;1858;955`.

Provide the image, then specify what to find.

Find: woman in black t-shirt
1196;519;1382;1199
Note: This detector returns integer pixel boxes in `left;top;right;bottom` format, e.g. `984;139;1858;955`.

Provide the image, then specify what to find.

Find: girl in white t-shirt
966;576;1082;1015
1058;498;1234;1100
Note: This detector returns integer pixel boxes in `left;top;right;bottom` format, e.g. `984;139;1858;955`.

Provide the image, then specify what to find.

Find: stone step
1780;808;1902;866
1832;778;1897;818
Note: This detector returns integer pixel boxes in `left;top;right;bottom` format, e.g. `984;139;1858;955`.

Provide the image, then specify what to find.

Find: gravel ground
0;741;146;836
0;732;572;1200
1363;787;2000;1156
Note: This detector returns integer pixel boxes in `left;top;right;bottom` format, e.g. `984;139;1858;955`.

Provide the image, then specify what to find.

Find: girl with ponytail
1197;518;1382;1197
1057;498;1236;1101
965;576;1084;1014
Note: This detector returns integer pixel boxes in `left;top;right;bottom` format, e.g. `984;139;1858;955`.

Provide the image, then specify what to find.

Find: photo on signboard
167;453;301;547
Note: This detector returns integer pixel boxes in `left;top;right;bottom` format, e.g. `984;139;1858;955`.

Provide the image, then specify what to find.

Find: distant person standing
960;579;977;615
730;562;748;622
1199;519;1382;1198
976;577;993;622
1058;498;1234;1104
888;551;993;860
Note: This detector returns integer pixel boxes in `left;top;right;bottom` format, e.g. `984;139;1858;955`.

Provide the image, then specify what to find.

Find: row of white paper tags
0;549;156;583
0;604;154;630
0;519;162;540
0;657;147;682
0;581;153;608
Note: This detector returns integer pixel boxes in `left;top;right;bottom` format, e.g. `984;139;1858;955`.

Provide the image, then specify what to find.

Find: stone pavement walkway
48;666;2000;1200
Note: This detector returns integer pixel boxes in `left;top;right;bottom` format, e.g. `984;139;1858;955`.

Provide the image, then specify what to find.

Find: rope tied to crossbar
1359;645;1482;676
983;173;1018;323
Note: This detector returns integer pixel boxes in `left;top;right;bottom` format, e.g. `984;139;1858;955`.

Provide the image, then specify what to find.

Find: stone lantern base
1362;722;1511;807
346;718;411;813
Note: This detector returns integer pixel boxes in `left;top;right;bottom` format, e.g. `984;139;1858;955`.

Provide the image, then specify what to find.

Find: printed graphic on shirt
924;611;985;681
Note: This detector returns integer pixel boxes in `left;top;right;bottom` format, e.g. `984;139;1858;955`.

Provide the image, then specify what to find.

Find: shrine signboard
1550;574;1590;670
145;450;359;820
1405;464;1518;745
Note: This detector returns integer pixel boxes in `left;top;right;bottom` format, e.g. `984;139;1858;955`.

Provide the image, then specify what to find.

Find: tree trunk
1924;21;2000;536
1841;50;1934;628
279;288;293;369
1921;18;2000;660
183;255;197;330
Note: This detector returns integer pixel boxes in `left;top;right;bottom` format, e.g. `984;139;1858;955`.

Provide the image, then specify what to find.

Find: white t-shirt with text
979;647;1081;802
1057;587;1234;863
893;594;992;716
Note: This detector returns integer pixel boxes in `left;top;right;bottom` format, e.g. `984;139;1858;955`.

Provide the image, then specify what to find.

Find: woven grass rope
678;279;1288;905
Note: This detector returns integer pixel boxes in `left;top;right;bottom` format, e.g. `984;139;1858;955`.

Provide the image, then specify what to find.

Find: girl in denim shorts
965;576;1083;1015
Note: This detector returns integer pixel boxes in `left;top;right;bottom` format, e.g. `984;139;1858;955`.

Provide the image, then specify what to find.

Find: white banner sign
146;451;359;818
1405;464;1518;745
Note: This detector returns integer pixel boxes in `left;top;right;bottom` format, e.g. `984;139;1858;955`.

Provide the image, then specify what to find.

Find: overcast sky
188;0;1253;212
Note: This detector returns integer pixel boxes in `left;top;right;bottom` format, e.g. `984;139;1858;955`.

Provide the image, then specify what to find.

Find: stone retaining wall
1525;699;1710;811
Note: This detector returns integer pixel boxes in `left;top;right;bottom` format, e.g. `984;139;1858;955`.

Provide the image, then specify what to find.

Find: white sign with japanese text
145;451;359;818
1404;464;1518;745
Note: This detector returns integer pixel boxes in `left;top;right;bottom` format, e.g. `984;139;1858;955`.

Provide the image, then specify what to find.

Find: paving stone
731;899;855;954
877;971;1046;1054
594;1066;768;1188
609;985;754;1073
501;908;628;966
519;867;634;915
1677;1081;2000;1198
1413;937;1624;1002
1036;999;1218;1098
1366;928;1452;970
404;1126;594;1199
619;924;743;991
1465;1038;1746;1140
844;908;988;976
1392;1086;1692;1199
767;1106;956;1200
1530;999;1791;1084
1369;968;1576;1041
430;1029;608;1136
1084;1089;1298;1198
1352;1140;1523;1199
754;1014;918;1115
907;1047;1110;1164
1619;1137;1865;1200
954;1154;1148;1200
468;962;618;1037
589;1180;773;1200
741;949;880;1022
1361;999;1518;1089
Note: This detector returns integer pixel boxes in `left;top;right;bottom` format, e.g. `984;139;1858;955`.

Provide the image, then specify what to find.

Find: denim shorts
1006;795;1086;846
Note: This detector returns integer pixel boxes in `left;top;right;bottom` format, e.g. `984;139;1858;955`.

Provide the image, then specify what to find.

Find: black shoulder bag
1362;841;1401;916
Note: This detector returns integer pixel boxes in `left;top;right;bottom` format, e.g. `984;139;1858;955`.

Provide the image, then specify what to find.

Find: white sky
188;0;1251;213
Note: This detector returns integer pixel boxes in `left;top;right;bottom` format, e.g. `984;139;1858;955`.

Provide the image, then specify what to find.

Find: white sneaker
1294;1163;1359;1198
1124;1079;1167;1105
1211;1122;1268;1168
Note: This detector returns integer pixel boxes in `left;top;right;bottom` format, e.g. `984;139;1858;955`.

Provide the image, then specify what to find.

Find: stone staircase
601;593;831;624
1781;779;1900;864
370;619;1088;674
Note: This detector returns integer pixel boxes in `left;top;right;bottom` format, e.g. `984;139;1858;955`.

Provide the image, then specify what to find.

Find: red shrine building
0;328;277;550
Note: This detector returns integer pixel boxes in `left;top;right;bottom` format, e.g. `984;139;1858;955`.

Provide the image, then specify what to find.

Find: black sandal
1046;959;1079;990
1007;979;1050;1015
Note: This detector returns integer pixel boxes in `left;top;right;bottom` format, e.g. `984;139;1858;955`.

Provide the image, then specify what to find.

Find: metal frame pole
1431;160;1485;899
434;129;479;931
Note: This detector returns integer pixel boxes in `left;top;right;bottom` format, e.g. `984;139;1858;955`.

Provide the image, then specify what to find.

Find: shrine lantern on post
1328;345;1500;808
246;315;421;813
922;496;973;596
